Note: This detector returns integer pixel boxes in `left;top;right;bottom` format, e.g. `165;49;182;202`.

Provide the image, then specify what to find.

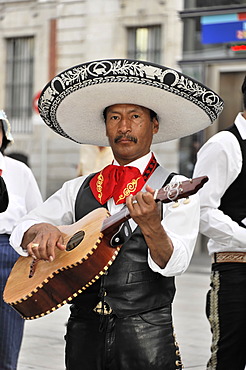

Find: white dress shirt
193;112;246;255
0;153;43;234
10;152;200;277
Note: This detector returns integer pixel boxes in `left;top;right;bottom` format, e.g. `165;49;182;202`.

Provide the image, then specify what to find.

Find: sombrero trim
38;59;224;144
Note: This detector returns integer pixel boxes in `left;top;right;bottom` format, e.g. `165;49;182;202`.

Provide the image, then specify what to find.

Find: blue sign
201;13;246;44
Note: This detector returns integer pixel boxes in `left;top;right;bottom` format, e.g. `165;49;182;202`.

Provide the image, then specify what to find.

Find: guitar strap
143;166;172;190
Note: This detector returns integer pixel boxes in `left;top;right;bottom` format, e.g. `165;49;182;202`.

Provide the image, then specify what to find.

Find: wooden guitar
3;176;208;320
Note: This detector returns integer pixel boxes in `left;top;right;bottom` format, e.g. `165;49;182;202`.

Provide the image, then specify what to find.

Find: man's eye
111;115;119;120
132;114;140;119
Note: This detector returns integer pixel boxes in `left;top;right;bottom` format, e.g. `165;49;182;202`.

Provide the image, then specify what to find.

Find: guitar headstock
155;176;208;204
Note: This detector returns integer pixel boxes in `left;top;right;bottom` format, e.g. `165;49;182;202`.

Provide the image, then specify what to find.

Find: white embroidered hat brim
38;59;224;146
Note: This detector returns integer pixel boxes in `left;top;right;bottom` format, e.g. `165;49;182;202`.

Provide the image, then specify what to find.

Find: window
184;0;246;9
183;17;224;56
5;37;34;133
127;26;161;63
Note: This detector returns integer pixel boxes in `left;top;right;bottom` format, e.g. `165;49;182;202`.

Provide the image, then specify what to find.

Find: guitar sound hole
66;230;85;251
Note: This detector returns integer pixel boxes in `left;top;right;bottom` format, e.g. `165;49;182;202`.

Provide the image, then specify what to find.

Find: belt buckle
93;301;112;315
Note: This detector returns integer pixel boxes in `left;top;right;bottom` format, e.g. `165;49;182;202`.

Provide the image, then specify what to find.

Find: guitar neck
102;206;131;235
101;175;208;237
101;197;162;237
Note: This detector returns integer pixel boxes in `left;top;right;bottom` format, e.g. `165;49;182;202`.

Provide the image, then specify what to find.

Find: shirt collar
113;152;152;174
235;112;246;140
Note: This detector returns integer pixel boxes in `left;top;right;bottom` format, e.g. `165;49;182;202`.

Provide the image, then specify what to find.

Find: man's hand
22;223;66;262
126;185;173;269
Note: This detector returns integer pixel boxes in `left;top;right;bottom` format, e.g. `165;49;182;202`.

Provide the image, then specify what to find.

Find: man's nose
118;117;131;133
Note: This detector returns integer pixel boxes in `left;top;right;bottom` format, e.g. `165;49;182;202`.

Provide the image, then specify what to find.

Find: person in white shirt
193;76;246;370
0;168;8;213
0;110;43;370
10;59;223;370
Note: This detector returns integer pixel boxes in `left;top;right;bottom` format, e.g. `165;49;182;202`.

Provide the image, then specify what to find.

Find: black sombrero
38;59;224;146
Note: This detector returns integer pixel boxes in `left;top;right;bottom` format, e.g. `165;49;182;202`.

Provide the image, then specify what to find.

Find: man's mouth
114;135;137;144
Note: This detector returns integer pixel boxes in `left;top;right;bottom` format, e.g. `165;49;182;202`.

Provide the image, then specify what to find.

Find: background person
193;76;246;370
0;170;8;213
77;145;113;176
0;110;43;370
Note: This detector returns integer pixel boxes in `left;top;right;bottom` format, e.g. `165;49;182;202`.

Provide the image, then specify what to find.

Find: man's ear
152;117;159;134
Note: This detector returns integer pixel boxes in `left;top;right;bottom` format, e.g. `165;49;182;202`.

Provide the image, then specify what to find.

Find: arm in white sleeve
10;176;86;256
193;131;246;249
24;167;43;212
148;175;200;276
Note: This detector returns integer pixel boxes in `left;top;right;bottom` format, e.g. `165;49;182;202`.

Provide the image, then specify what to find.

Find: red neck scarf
89;154;158;205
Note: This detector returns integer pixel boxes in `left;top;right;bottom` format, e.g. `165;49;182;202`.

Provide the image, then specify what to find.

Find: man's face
105;104;159;165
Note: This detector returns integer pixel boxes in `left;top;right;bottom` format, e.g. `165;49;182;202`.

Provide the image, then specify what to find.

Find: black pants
65;304;182;370
206;263;246;370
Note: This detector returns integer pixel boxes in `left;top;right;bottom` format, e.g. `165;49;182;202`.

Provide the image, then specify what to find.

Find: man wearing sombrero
10;59;223;369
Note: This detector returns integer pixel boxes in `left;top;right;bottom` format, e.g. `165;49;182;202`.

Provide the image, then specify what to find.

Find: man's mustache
114;135;138;144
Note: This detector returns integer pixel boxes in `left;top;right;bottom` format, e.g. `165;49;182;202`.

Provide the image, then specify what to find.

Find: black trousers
206;263;246;370
65;304;182;370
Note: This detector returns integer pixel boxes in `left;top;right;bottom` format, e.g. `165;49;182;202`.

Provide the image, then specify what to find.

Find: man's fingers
141;191;152;203
126;194;136;211
23;223;64;261
26;233;64;261
46;236;66;261
145;185;155;194
27;240;40;259
56;236;66;251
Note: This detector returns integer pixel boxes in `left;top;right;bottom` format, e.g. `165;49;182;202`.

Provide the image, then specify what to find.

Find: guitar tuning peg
172;201;180;208
183;197;190;204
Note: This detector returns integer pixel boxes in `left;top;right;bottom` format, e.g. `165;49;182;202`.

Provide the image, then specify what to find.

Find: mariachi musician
9;59;223;370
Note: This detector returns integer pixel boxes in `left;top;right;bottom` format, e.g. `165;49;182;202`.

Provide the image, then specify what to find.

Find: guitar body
3;208;120;320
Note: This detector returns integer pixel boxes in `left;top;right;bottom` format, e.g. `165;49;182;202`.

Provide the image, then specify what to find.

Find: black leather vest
72;171;175;318
219;124;246;228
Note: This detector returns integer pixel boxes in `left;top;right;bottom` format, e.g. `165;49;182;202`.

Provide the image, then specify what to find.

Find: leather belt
212;252;246;264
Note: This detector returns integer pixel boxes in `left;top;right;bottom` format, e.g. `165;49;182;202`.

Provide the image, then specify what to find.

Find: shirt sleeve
148;174;200;276
193;131;246;250
10;176;86;256
24;167;43;212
